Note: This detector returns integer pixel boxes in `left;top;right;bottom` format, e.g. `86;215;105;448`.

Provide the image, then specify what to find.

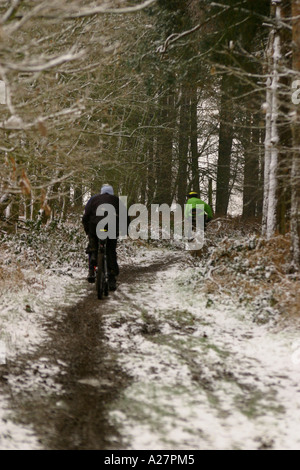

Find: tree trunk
9;195;21;223
139;141;147;205
266;32;280;239
215;74;234;216
262;3;282;239
73;185;83;209
257;124;265;218
276;0;293;235
208;178;213;210
177;85;190;207
262;73;273;235
242;112;260;219
154;91;175;205
61;184;71;221
190;84;200;196
146;135;155;206
0;193;12;217
291;0;300;266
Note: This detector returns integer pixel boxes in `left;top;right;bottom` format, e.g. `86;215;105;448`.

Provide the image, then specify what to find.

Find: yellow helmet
187;191;198;198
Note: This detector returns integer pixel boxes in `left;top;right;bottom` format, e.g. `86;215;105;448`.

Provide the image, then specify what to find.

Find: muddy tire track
0;251;183;450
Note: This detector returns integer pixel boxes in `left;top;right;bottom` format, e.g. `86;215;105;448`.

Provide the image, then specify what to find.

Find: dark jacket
82;193;129;237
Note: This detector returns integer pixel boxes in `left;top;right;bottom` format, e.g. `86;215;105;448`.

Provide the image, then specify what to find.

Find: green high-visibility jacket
184;197;213;219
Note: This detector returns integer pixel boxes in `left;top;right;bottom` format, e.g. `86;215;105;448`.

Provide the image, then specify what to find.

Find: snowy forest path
0;248;182;450
1;246;300;450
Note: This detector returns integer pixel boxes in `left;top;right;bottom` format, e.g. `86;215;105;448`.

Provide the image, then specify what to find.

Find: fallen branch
1;49;85;73
64;0;158;18
206;265;231;295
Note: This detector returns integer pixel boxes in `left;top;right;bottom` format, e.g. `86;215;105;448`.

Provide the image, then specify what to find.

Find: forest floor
0;217;300;450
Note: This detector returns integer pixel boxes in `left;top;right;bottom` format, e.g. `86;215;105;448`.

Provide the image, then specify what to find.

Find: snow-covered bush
0;217;87;274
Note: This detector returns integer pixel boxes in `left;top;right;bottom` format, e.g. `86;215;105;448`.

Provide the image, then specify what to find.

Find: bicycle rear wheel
96;251;104;300
104;280;109;297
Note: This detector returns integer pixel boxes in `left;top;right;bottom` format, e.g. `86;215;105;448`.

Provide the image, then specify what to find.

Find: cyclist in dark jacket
82;184;128;290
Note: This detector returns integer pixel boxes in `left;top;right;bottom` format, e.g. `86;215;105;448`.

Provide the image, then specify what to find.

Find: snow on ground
0;222;87;357
0;268;86;359
103;246;300;450
0;254;87;449
1;235;300;450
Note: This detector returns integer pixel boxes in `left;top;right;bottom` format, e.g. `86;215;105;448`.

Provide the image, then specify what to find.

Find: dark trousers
191;213;208;230
87;233;119;276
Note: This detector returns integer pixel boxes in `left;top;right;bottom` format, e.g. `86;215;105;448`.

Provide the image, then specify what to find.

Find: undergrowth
0;215;87;291
189;217;300;324
1;214;299;323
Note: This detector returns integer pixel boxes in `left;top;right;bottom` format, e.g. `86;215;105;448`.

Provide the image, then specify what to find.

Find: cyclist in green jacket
185;191;213;233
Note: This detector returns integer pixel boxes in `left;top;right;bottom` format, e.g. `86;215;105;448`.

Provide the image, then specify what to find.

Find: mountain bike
96;230;109;300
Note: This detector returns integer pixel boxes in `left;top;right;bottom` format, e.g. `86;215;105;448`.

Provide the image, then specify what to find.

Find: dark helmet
187;191;199;199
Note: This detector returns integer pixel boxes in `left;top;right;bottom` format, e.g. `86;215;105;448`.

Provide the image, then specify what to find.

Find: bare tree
291;0;300;266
